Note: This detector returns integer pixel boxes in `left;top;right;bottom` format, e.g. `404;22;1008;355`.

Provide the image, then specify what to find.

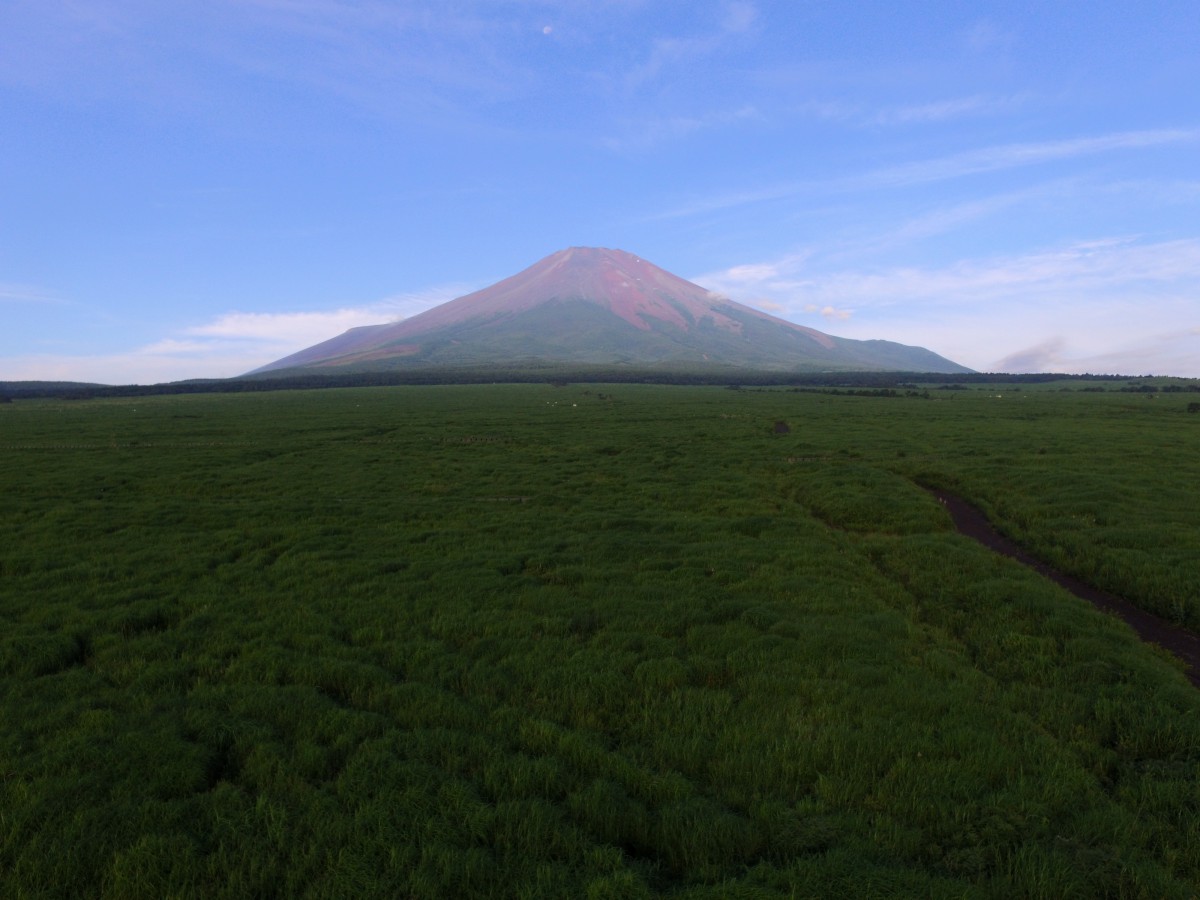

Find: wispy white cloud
623;1;759;88
840;183;1069;259
650;127;1200;220
0;283;59;304
804;304;853;321
3;0;780;159
0;284;467;385
723;1;758;33
189;306;383;345
0;1;532;120
858;128;1200;188
603;105;760;151
767;91;1031;131
706;237;1200;312
963;19;1016;55
871;93;1029;126
184;283;464;344
874;96;989;125
695;237;1200;375
226;0;761;123
647;181;804;221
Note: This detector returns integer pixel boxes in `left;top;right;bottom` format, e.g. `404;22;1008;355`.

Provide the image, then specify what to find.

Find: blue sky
3;0;1198;383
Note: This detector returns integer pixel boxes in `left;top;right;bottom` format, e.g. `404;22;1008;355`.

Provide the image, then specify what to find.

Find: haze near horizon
3;2;1198;384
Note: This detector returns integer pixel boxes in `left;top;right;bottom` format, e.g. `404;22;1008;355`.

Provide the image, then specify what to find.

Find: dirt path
929;489;1200;689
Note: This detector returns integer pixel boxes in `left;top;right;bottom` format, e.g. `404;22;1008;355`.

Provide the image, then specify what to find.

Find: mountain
251;247;970;375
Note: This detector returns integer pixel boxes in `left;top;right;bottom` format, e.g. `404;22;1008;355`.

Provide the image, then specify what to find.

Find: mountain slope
253;247;970;374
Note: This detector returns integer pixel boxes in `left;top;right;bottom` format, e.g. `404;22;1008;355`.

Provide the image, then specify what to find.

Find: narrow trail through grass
929;487;1200;687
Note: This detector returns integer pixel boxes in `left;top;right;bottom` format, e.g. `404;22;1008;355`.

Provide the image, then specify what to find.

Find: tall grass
1;384;1198;896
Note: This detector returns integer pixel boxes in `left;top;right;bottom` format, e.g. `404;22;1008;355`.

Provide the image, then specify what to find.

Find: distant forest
2;368;1198;401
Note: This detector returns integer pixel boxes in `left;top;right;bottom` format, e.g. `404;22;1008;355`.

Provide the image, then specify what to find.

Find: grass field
2;383;1199;897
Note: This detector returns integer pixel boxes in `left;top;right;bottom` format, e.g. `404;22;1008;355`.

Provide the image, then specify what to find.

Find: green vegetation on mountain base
2;384;1198;897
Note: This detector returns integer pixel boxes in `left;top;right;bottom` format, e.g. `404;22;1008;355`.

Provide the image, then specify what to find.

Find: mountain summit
252;247;970;374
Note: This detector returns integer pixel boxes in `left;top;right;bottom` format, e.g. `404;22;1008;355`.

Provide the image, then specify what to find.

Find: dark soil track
930;489;1200;688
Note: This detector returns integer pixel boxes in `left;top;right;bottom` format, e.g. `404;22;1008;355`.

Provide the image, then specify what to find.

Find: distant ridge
252;247;971;375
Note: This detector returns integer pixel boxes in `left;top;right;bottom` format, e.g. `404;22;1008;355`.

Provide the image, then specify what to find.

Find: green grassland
2;383;1198;897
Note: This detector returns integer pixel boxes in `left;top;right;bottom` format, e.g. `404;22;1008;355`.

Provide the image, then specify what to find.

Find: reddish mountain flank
252;247;970;374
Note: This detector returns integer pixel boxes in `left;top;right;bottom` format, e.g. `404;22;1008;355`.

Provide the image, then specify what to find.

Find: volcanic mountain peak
386;245;832;344
513;246;731;332
252;247;972;375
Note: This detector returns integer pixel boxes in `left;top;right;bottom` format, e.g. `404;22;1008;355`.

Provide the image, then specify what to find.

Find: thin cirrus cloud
1;284;57;304
827;183;1071;261
871;93;1029;126
603;105;760;152
226;0;756;114
650;127;1200;220
622;0;759;88
858;128;1200;189
0;1;532;118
